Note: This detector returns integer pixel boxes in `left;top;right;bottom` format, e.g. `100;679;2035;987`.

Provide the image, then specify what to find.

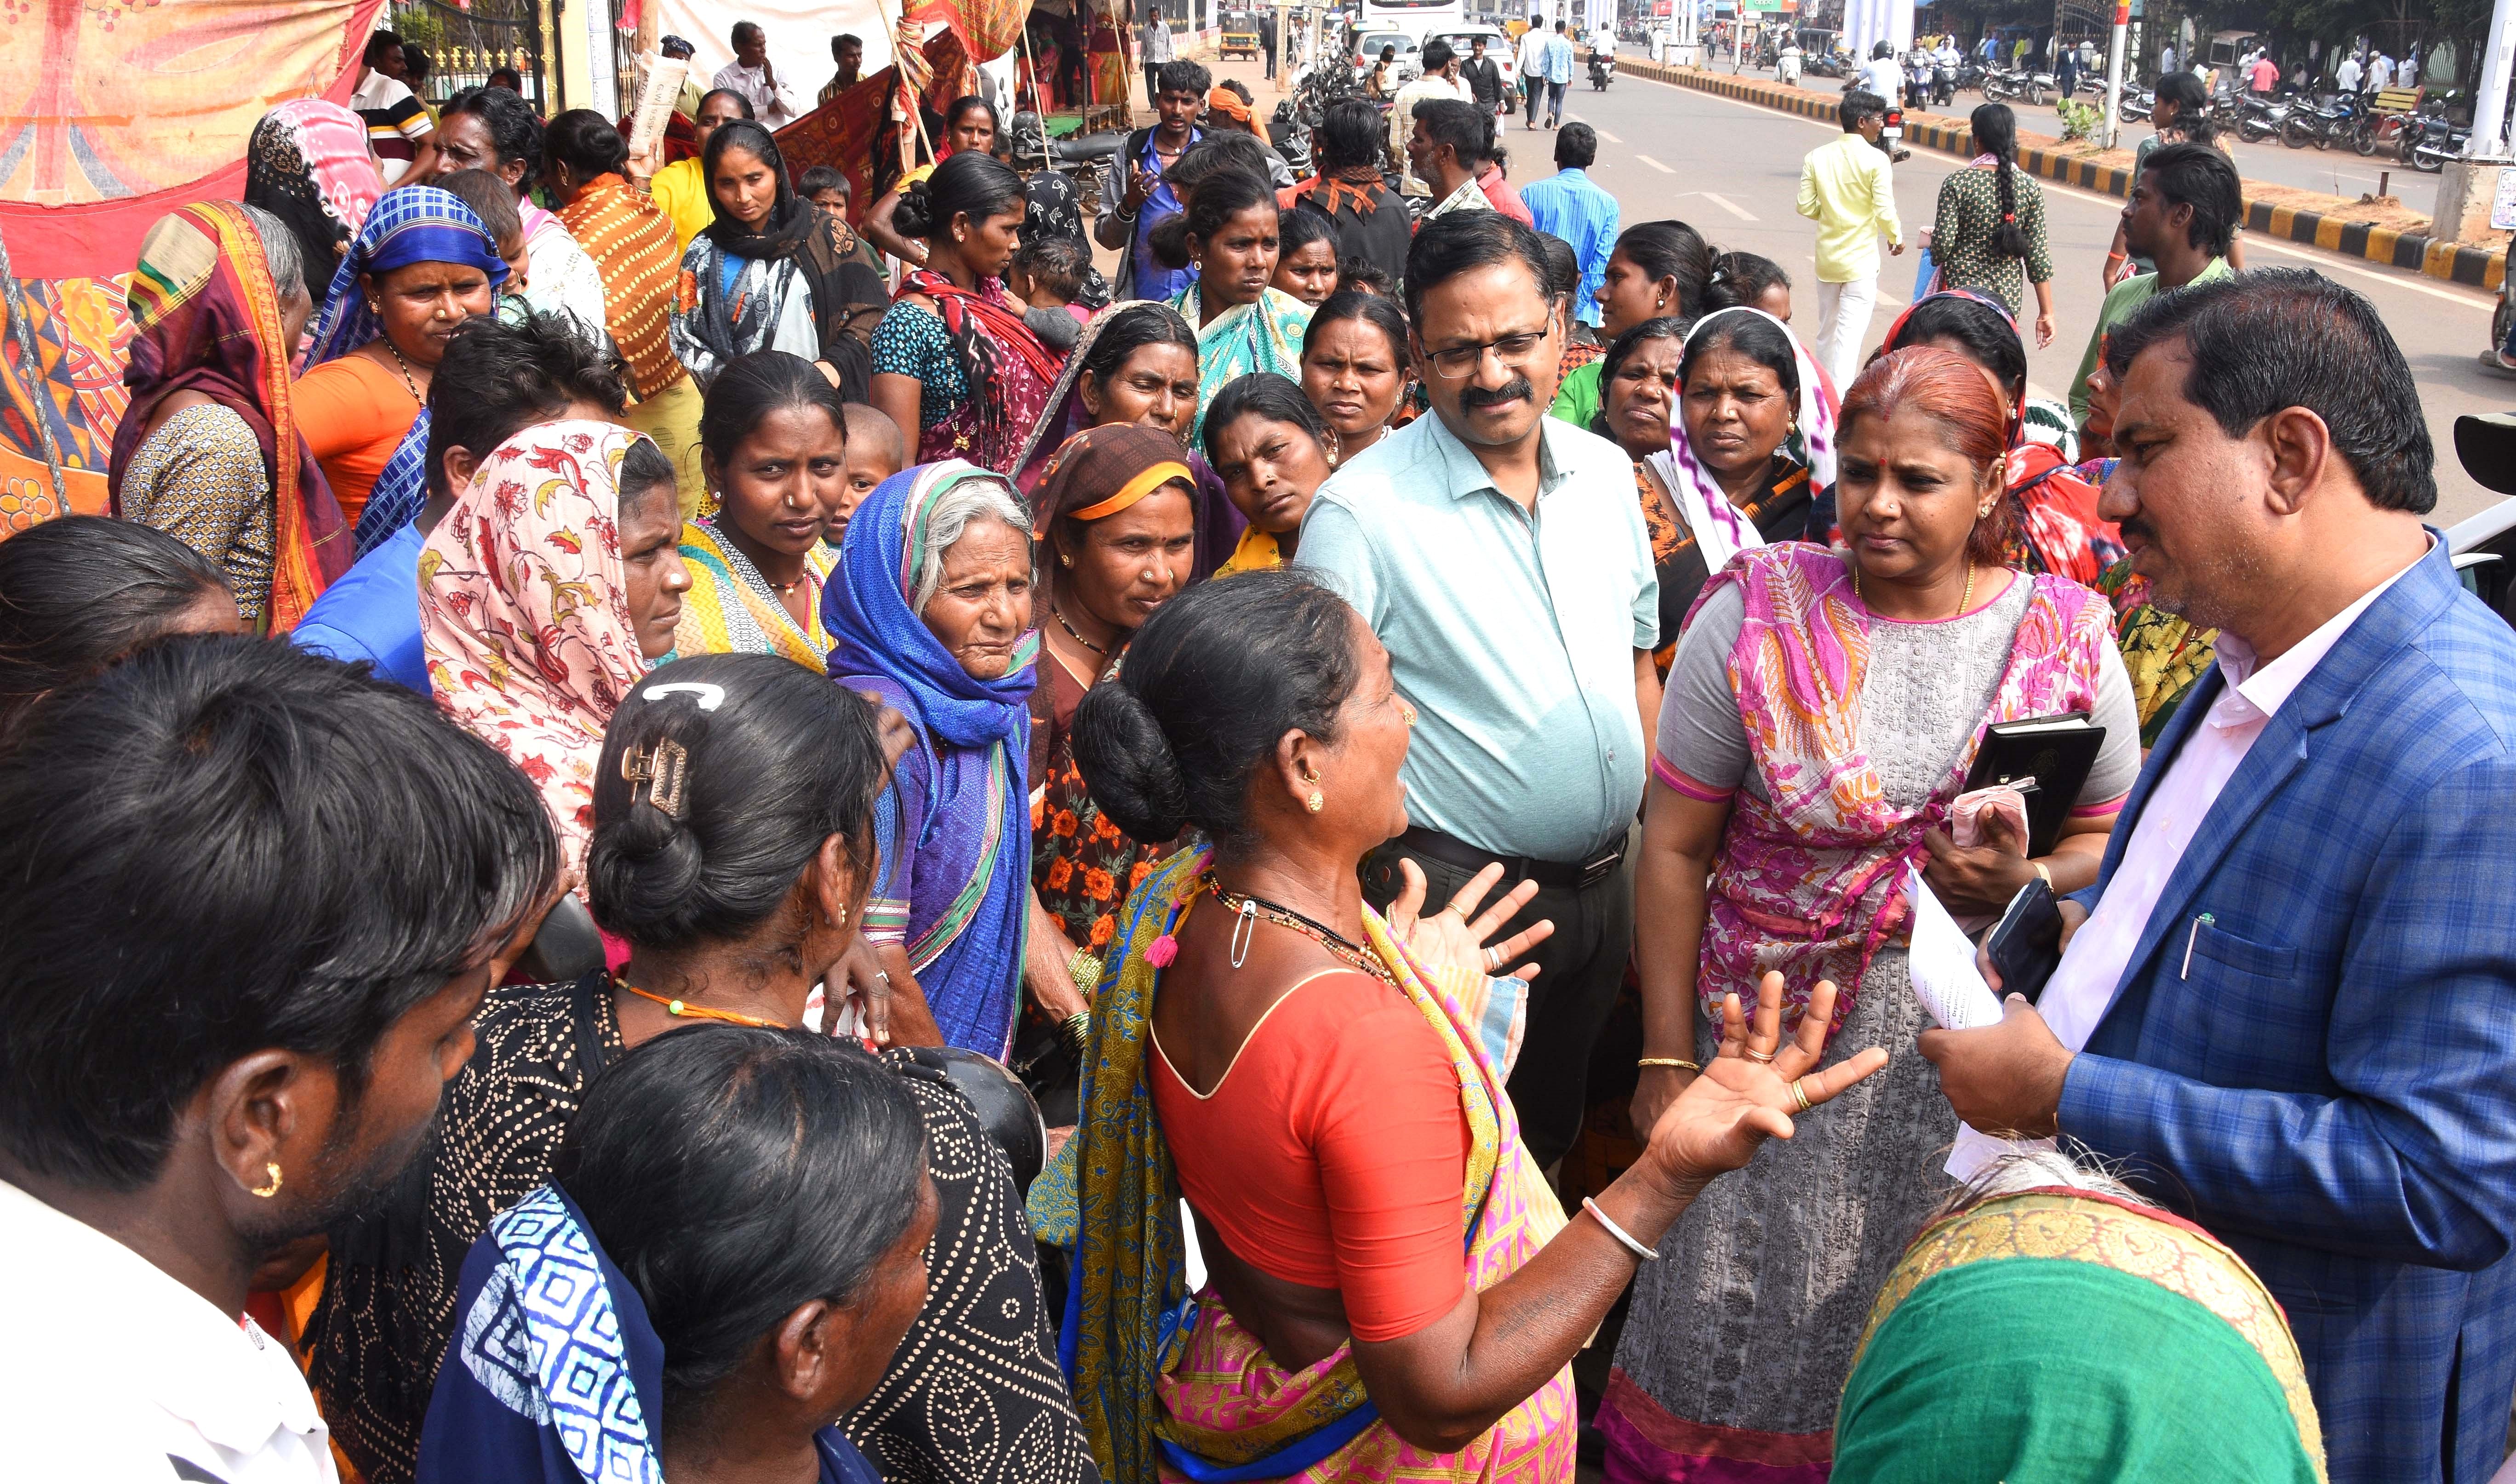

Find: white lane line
1701;191;1758;221
1595;127;1624;143
1636;154;1674;173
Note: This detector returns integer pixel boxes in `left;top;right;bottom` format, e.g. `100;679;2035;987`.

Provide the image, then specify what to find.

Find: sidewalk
1617;57;2506;290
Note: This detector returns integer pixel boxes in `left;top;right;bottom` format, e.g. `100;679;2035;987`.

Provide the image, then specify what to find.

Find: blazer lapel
2086;538;2460;1053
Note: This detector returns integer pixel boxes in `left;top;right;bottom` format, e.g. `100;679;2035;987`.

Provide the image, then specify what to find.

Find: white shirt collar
2206;539;2430;729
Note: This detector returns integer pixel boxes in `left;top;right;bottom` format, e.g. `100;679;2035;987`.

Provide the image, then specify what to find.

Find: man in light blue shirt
1300;211;1658;1169
1540;21;1575;128
1518;122;1620;334
294;313;629;693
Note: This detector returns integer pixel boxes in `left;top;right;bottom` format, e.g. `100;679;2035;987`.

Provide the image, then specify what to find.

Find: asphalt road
1649;48;2445;219
1517;63;2507;522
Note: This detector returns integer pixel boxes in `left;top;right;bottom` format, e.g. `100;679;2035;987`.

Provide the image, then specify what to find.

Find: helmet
1873;40;1893;58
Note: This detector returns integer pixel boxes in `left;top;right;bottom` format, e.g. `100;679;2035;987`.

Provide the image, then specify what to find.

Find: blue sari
418;1184;882;1484
823;462;1039;1058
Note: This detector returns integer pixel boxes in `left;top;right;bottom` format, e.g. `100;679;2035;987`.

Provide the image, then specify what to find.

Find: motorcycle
1983;67;2044;105
1953;58;1989;95
1777;44;1803;86
2120;88;2154;123
1009;112;1125;203
2401;99;2469;171
1806;50;1848;80
1269;99;1312;177
2235;92;2290;143
1589;48;1614;90
2281;91;2362;150
1932;61;1956;107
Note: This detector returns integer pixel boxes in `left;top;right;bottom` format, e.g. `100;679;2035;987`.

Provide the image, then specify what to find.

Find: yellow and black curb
1619;57;2507;290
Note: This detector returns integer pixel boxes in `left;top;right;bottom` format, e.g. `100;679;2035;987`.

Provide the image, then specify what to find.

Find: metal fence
393;0;549;112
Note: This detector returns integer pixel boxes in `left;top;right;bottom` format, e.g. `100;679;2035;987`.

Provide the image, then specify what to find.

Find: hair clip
643;681;725;711
622;738;690;817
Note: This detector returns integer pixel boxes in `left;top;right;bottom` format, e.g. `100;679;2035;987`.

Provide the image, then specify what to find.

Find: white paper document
1904;864;2054;1180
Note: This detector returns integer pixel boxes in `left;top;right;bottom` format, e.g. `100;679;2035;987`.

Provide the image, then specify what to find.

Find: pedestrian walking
1542;21;1575;127
1142;11;1173;97
1926;104;2053;339
1519;122;1620;334
1462;33;1506;116
1519;20;1551;127
1796;90;1904;391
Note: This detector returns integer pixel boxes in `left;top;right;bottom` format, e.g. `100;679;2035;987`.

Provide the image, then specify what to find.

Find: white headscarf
1648;304;1841;571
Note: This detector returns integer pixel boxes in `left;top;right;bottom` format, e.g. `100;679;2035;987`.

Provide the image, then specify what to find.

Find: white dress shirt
0;1178;339;1483
712;60;800;127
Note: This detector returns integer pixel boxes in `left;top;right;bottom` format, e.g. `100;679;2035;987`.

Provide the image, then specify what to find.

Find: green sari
1169;283;1312;444
1834;1188;2326;1483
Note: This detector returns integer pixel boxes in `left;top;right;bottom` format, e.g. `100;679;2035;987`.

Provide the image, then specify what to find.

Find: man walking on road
1540;22;1575;128
1796;90;1904;390
1463;34;1506;116
1519;121;1619;337
1519;21;1552;128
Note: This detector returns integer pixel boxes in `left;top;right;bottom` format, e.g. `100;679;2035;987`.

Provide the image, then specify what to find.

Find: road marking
1636;154;1674;173
1701;191;1758;221
1595;127;1623;143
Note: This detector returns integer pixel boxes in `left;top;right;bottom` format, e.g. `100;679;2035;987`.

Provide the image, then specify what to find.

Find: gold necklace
1852;559;1975;619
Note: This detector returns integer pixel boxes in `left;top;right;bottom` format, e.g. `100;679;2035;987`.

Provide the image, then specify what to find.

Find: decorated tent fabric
0;266;133;532
772;0;985;221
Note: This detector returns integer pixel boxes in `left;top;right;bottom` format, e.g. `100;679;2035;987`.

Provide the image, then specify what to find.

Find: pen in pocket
2181;912;2215;980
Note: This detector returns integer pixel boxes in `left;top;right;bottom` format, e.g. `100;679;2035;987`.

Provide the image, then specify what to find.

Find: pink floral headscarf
420;420;657;870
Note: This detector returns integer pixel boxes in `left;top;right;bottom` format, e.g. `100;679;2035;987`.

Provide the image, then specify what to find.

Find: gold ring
1790;1077;1812;1113
1744;1047;1776;1064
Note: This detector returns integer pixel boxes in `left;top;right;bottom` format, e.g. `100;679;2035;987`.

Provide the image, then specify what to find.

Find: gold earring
1305;792;1324;812
251;1162;282;1199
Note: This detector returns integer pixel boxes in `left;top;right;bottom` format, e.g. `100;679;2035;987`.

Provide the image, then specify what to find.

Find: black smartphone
1984;878;2065;1004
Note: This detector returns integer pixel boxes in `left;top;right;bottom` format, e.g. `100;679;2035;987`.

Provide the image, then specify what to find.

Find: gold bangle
2032;861;2054;891
1068;949;1104;999
1637;1057;1702;1073
1061;1010;1091;1055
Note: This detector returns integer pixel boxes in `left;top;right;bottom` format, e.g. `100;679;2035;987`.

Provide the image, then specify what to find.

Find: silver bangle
1582;1197;1660;1262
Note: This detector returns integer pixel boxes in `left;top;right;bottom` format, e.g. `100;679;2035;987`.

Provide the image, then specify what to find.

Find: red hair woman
1599;346;2147;1481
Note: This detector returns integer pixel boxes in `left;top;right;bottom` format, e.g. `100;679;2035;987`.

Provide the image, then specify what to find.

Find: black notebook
1961;712;2105;858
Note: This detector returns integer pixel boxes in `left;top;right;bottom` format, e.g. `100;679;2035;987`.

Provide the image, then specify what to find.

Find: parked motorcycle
2280;91;2362;151
2401;99;2469;172
1983;67;2045;106
1589;49;1614;90
1269;99;1312;177
1009;112;1124;203
2235;92;2290;143
1953;59;1989;95
1806;50;1848;80
2120;88;2154;123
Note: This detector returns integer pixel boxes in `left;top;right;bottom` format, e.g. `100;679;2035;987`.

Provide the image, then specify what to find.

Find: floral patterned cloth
1688;543;2113;1033
420;421;657;873
1029;651;1166;955
2094;553;2217;748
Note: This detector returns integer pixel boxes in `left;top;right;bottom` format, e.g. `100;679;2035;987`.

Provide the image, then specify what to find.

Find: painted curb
1618;58;2506;291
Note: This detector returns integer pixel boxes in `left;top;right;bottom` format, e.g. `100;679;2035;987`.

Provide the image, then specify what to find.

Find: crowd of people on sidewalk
8;22;2516;1484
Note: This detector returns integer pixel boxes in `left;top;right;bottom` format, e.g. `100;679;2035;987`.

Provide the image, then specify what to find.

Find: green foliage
2056;97;2102;140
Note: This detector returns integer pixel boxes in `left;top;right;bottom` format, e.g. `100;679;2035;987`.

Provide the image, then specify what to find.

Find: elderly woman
1026;425;1201;975
112;201;344;634
675;352;847;666
824;462;1049;1058
312;652;1096;1484
868;151;1061;470
297;186;507;534
1152;167;1312;440
1834;1151;2325;1481
0;516;243;739
672;120;889;399
1601;347;2144;1482
1202;371;1338;576
1628;308;1838;662
243;100;384;307
1059;569;1887;1482
1015;302;1245;581
542;108;703;503
427;85;611;339
1299;289;1414;467
420;420;689;871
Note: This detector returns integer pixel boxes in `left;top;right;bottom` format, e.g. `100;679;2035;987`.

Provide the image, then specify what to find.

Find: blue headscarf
823;462;1039;1057
355;408;432;556
419;1184;884;1484
306;184;509;368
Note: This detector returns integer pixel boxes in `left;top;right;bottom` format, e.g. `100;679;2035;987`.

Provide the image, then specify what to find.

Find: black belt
1396;825;1625;891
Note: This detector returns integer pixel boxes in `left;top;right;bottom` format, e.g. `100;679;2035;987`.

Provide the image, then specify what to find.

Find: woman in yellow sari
1050;569;1889;1483
670;351;846;667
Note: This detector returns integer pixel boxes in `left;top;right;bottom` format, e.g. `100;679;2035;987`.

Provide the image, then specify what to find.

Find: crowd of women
3;51;2336;1484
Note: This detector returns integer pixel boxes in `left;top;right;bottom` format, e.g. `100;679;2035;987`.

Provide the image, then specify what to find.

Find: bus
1356;0;1467;40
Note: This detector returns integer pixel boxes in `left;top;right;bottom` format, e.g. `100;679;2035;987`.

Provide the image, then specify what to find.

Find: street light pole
2472;0;2516;159
2100;0;2127;148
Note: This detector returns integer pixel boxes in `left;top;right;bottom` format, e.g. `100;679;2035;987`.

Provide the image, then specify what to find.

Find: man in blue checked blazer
1924;270;2516;1484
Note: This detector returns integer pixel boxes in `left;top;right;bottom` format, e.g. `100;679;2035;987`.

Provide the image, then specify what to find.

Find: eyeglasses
1419;325;1555;381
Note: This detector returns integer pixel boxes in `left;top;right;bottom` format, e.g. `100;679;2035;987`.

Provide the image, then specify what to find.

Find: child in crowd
835;402;906;547
436;168;530;303
1704;250;1795;322
799;164;852;220
1005;237;1093;353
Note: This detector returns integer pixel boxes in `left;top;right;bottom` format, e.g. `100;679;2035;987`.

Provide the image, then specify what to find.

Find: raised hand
1384;857;1553;983
1635;971;1889;1191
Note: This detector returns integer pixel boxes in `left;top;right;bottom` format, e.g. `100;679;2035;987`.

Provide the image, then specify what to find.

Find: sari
1062;847;1569;1484
892;268;1063;471
418;1184;884;1484
672;176;888;397
420;421;656;874
1662;307;1839;571
825;463;1039;1059
109;200;347;633
670;516;836;668
557;174;686;401
2095;548;2217;748
1167;283;1311;443
245;100;386;309
1836;1187;2325;1483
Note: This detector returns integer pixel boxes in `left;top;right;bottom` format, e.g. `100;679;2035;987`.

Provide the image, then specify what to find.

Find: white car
1354;30;1424;84
1428;25;1518;91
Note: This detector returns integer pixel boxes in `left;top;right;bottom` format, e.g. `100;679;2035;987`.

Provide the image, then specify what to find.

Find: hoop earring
251;1162;282;1199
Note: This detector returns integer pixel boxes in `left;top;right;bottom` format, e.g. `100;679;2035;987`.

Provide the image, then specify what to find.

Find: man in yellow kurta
1796;88;1904;393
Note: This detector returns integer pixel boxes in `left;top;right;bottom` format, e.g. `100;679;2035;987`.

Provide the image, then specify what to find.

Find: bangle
1061;1010;1091;1054
1068;949;1104;999
1637;1056;1702;1073
2032;861;2054;891
1582;1197;1661;1262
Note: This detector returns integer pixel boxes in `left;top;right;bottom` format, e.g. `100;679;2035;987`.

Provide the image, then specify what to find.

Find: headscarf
109;200;348;632
356;410;433;557
1836;1187;2325;1483
306;185;511;369
245;100;386;308
420;420;657;870
1029;424;1198;537
823;462;1040;1057
1657;304;1838;572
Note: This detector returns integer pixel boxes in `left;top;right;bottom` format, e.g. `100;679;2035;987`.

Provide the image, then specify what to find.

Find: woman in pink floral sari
1602;347;2145;1482
420;420;692;872
1055;568;1891;1484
